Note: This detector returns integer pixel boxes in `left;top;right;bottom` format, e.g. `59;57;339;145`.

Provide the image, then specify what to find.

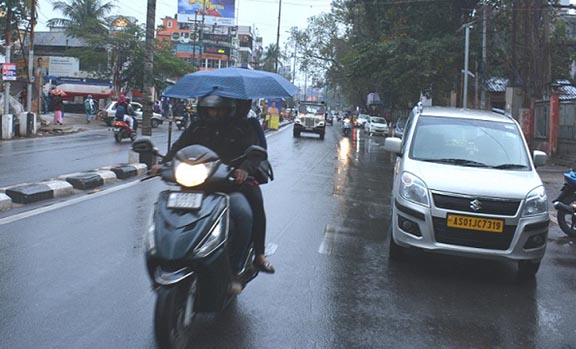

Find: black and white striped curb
0;163;148;211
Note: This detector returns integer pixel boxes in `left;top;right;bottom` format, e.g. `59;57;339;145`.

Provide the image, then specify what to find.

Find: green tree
261;44;283;72
48;0;114;39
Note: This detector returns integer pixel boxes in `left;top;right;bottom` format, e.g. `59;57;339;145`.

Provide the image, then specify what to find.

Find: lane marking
0;179;145;226
318;225;337;255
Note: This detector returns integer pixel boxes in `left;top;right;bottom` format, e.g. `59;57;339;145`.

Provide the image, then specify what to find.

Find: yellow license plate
446;214;504;233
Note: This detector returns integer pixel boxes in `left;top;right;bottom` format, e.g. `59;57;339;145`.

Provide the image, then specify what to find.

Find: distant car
394;117;408;138
356;114;370;128
98;101;164;128
364;116;389;136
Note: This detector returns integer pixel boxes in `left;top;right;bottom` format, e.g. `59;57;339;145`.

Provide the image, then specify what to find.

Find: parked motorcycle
113;120;136;143
553;169;576;237
342;118;352;136
131;139;273;348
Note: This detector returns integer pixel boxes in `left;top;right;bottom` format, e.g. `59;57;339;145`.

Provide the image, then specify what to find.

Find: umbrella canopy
163;67;298;100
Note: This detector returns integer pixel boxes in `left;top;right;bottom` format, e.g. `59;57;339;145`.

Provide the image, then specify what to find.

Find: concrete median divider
0;193;11;211
1;163;149;210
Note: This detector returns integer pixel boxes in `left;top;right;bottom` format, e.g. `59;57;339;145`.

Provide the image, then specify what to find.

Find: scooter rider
115;94;136;132
152;95;274;279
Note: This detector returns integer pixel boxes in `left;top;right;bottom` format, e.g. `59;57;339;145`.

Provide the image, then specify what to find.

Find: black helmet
198;95;236;124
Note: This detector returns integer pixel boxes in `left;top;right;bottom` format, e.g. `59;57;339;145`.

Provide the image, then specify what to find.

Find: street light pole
275;0;282;73
191;10;198;68
463;23;470;108
199;0;206;70
27;0;36;114
142;0;156;138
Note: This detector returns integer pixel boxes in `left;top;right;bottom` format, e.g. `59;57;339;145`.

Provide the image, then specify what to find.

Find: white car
99;101;164;128
385;106;549;279
356;114;370;128
364;116;389;136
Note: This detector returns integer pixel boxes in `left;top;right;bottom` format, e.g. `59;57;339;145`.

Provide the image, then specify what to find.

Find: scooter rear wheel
557;193;576;237
114;132;123;143
154;277;198;349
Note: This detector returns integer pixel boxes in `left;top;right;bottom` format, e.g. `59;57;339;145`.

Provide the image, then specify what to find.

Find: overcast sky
35;0;333;48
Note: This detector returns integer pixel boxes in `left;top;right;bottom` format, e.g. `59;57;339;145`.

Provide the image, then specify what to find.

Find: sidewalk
35;112;104;137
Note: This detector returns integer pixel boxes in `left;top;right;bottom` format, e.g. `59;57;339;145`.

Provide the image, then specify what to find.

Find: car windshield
299;104;326;114
370;117;386;124
409;116;530;170
359;114;369;120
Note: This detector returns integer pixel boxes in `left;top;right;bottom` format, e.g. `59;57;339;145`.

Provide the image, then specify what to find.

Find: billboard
178;0;236;26
48;56;80;77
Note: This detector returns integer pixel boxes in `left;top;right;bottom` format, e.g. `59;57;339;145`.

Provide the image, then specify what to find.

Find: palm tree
47;0;114;38
261;44;283;73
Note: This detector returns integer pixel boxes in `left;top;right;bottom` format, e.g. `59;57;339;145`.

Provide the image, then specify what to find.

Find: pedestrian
84;95;95;123
53;93;63;125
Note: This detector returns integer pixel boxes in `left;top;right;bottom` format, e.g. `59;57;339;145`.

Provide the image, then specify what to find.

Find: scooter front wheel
154;276;198;348
557;193;576;237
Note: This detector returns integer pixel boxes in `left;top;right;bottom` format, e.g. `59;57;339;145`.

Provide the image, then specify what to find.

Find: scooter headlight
174;160;215;187
523;186;548;216
194;213;227;258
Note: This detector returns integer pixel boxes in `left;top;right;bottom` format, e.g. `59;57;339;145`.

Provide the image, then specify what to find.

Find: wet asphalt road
0;124;575;348
0;121;178;188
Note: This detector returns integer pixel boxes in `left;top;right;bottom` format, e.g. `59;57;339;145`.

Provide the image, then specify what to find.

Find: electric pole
275;0;282;73
142;0;156;137
27;0;36;114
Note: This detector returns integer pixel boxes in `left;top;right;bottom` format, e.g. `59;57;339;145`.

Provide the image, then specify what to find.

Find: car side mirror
533;150;547;167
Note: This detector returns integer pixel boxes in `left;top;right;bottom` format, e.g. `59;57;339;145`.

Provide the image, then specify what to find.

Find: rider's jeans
228;192;253;273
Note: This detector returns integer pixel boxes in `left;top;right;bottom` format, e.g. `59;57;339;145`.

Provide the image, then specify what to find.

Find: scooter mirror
132;139;155;154
245;145;268;161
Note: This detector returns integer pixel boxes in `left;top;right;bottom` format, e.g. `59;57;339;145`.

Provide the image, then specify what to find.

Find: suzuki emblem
470;199;482;212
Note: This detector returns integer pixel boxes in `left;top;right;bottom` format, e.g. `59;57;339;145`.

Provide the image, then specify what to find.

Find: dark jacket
164;118;267;177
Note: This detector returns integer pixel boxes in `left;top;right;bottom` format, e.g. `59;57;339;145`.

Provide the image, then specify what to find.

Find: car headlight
174;160;215;187
295;118;302;124
194;214;227;257
523;186;548;216
399;172;430;207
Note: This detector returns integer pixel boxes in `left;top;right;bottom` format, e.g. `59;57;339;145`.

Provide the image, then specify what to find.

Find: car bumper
294;124;325;134
391;197;549;261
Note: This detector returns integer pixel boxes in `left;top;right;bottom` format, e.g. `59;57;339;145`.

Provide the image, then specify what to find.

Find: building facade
157;16;251;70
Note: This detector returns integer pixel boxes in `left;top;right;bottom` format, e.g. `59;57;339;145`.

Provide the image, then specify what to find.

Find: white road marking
318;225;337;255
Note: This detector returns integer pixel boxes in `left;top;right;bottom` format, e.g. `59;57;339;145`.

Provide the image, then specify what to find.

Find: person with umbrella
51;89;65;125
156;68;298;281
153;96;275;279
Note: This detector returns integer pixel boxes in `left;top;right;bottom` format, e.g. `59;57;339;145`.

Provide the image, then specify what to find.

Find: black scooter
132;139;273;348
553;168;576;237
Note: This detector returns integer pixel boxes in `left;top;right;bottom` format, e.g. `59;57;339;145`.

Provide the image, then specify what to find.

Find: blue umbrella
163;67;299;100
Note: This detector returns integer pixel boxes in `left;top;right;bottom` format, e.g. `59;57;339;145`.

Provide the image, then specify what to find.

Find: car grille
432;217;515;250
432;193;521;216
301;117;315;127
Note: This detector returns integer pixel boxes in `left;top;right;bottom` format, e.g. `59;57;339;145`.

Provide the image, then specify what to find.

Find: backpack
115;103;126;119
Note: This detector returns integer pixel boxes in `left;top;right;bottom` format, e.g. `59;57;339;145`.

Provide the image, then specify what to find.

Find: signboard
204;45;230;56
178;0;236;26
2;63;16;81
48;56;80;77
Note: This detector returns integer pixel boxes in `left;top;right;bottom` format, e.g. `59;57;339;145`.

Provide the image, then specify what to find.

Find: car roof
419;106;515;124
